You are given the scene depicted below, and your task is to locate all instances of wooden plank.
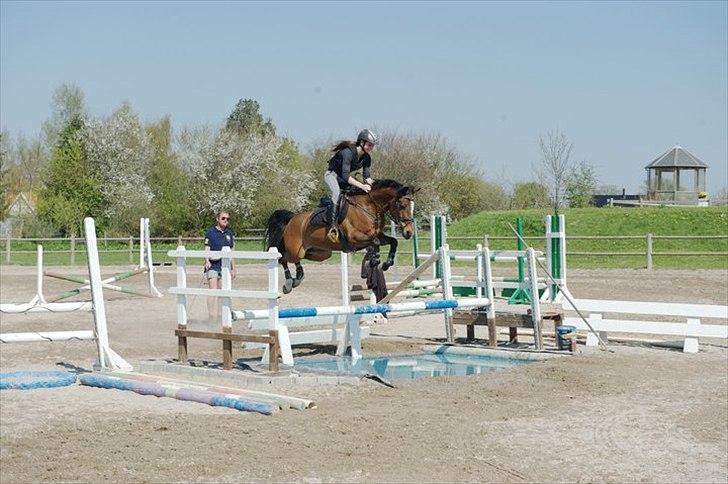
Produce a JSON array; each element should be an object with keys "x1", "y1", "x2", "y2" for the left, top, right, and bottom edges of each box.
[
  {"x1": 378, "y1": 251, "x2": 440, "y2": 305},
  {"x1": 222, "y1": 327, "x2": 233, "y2": 370},
  {"x1": 453, "y1": 312, "x2": 535, "y2": 328},
  {"x1": 268, "y1": 330, "x2": 279, "y2": 372},
  {"x1": 488, "y1": 317, "x2": 498, "y2": 347},
  {"x1": 174, "y1": 329, "x2": 275, "y2": 344},
  {"x1": 177, "y1": 324, "x2": 188, "y2": 364}
]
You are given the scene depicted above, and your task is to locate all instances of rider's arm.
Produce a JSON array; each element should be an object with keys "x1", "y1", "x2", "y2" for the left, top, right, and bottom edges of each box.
[
  {"x1": 342, "y1": 149, "x2": 369, "y2": 190},
  {"x1": 347, "y1": 176, "x2": 369, "y2": 190},
  {"x1": 362, "y1": 157, "x2": 371, "y2": 182}
]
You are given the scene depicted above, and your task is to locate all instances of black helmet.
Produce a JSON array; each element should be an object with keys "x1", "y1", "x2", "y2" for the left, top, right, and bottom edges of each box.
[{"x1": 357, "y1": 129, "x2": 378, "y2": 146}]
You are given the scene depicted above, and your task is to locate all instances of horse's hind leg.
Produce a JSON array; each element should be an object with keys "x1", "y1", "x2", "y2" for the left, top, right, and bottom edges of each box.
[
  {"x1": 281, "y1": 260, "x2": 295, "y2": 294},
  {"x1": 292, "y1": 262, "x2": 304, "y2": 288}
]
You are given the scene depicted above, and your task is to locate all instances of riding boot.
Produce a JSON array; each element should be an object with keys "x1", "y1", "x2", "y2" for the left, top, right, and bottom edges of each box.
[{"x1": 326, "y1": 202, "x2": 340, "y2": 243}]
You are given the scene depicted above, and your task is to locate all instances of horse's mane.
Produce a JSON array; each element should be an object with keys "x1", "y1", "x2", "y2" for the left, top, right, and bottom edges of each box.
[{"x1": 348, "y1": 179, "x2": 405, "y2": 196}]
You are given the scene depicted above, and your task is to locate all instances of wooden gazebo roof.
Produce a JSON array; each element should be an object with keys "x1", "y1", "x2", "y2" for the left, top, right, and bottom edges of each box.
[{"x1": 645, "y1": 145, "x2": 708, "y2": 169}]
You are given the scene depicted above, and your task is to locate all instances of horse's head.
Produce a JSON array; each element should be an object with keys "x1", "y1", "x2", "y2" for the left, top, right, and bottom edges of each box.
[{"x1": 369, "y1": 180, "x2": 419, "y2": 239}]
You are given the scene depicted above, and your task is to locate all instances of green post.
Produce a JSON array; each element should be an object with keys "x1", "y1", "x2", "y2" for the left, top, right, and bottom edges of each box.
[
  {"x1": 434, "y1": 215, "x2": 443, "y2": 279},
  {"x1": 550, "y1": 215, "x2": 561, "y2": 301},
  {"x1": 412, "y1": 219, "x2": 419, "y2": 269},
  {"x1": 507, "y1": 217, "x2": 532, "y2": 304}
]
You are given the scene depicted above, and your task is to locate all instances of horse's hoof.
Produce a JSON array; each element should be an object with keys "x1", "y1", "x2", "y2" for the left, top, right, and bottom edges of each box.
[
  {"x1": 381, "y1": 262, "x2": 391, "y2": 271},
  {"x1": 282, "y1": 279, "x2": 294, "y2": 294},
  {"x1": 292, "y1": 277, "x2": 303, "y2": 288}
]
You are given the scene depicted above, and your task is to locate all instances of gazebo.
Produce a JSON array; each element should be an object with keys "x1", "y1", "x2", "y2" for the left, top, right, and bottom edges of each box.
[{"x1": 645, "y1": 145, "x2": 708, "y2": 203}]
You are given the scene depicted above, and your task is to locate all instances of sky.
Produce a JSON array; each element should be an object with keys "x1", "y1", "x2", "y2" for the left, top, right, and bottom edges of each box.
[{"x1": 1, "y1": 1, "x2": 726, "y2": 194}]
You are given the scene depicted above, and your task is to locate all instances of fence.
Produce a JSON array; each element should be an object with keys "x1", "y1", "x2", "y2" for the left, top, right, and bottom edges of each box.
[{"x1": 3, "y1": 231, "x2": 727, "y2": 270}]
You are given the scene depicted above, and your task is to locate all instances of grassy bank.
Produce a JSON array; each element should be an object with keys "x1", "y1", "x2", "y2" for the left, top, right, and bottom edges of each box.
[{"x1": 445, "y1": 207, "x2": 728, "y2": 269}]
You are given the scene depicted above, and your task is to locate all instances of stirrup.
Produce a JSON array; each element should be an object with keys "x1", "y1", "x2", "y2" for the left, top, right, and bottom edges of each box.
[{"x1": 327, "y1": 226, "x2": 340, "y2": 243}]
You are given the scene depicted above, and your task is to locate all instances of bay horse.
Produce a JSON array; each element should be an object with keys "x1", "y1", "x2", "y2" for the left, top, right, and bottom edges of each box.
[{"x1": 264, "y1": 179, "x2": 417, "y2": 293}]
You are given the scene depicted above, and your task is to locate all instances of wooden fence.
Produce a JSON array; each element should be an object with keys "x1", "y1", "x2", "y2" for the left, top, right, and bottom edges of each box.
[{"x1": 3, "y1": 230, "x2": 727, "y2": 270}]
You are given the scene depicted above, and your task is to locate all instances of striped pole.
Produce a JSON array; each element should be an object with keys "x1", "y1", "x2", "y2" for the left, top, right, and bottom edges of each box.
[
  {"x1": 234, "y1": 297, "x2": 491, "y2": 321},
  {"x1": 79, "y1": 374, "x2": 275, "y2": 415}
]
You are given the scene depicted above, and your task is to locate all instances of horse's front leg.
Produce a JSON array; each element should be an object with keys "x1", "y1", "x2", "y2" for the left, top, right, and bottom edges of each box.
[{"x1": 378, "y1": 234, "x2": 398, "y2": 271}]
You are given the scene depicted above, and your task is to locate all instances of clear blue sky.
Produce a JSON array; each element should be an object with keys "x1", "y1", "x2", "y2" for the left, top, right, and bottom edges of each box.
[{"x1": 2, "y1": 1, "x2": 726, "y2": 194}]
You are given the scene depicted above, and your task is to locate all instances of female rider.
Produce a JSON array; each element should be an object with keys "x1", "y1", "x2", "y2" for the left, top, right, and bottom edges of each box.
[{"x1": 324, "y1": 129, "x2": 377, "y2": 242}]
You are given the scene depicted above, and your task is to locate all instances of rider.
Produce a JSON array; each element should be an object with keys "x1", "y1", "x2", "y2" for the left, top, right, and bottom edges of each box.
[{"x1": 324, "y1": 129, "x2": 377, "y2": 242}]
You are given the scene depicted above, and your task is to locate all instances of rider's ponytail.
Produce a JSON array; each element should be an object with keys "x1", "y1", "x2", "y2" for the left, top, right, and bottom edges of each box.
[{"x1": 332, "y1": 140, "x2": 357, "y2": 152}]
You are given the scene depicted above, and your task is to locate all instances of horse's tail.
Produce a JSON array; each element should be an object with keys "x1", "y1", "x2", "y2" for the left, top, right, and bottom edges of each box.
[{"x1": 264, "y1": 209, "x2": 295, "y2": 255}]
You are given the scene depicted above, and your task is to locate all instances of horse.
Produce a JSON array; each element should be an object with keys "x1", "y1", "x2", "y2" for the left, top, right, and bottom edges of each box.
[{"x1": 264, "y1": 179, "x2": 417, "y2": 293}]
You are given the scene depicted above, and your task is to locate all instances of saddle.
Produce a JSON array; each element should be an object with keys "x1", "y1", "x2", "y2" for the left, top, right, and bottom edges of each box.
[{"x1": 309, "y1": 193, "x2": 350, "y2": 227}]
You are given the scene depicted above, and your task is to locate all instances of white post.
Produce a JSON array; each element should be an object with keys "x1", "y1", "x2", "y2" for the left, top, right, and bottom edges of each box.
[
  {"x1": 482, "y1": 247, "x2": 495, "y2": 321},
  {"x1": 221, "y1": 247, "x2": 232, "y2": 330},
  {"x1": 84, "y1": 217, "x2": 132, "y2": 371},
  {"x1": 683, "y1": 318, "x2": 700, "y2": 353},
  {"x1": 175, "y1": 246, "x2": 188, "y2": 329},
  {"x1": 440, "y1": 244, "x2": 455, "y2": 342},
  {"x1": 475, "y1": 243, "x2": 484, "y2": 299},
  {"x1": 144, "y1": 219, "x2": 162, "y2": 297},
  {"x1": 267, "y1": 248, "x2": 290, "y2": 366},
  {"x1": 585, "y1": 313, "x2": 603, "y2": 347},
  {"x1": 340, "y1": 315, "x2": 363, "y2": 360},
  {"x1": 35, "y1": 245, "x2": 47, "y2": 304},
  {"x1": 138, "y1": 218, "x2": 145, "y2": 268},
  {"x1": 558, "y1": 214, "x2": 567, "y2": 297},
  {"x1": 340, "y1": 251, "x2": 350, "y2": 306},
  {"x1": 526, "y1": 248, "x2": 543, "y2": 350},
  {"x1": 430, "y1": 214, "x2": 437, "y2": 280}
]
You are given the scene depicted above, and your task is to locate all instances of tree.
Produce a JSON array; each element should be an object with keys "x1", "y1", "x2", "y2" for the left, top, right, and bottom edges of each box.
[
  {"x1": 146, "y1": 116, "x2": 195, "y2": 234},
  {"x1": 0, "y1": 132, "x2": 10, "y2": 220},
  {"x1": 439, "y1": 174, "x2": 509, "y2": 219},
  {"x1": 178, "y1": 126, "x2": 313, "y2": 226},
  {"x1": 37, "y1": 116, "x2": 104, "y2": 235},
  {"x1": 225, "y1": 99, "x2": 275, "y2": 138},
  {"x1": 565, "y1": 161, "x2": 597, "y2": 208},
  {"x1": 371, "y1": 130, "x2": 477, "y2": 217},
  {"x1": 12, "y1": 134, "x2": 46, "y2": 191},
  {"x1": 537, "y1": 130, "x2": 573, "y2": 211},
  {"x1": 42, "y1": 83, "x2": 87, "y2": 153},
  {"x1": 82, "y1": 103, "x2": 155, "y2": 232},
  {"x1": 511, "y1": 182, "x2": 550, "y2": 209}
]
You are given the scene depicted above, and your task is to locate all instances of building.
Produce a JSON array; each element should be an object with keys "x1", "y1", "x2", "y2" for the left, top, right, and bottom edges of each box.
[{"x1": 645, "y1": 145, "x2": 708, "y2": 204}]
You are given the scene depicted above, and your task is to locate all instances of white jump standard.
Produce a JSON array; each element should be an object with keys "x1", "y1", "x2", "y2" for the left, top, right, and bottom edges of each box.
[{"x1": 0, "y1": 217, "x2": 132, "y2": 371}]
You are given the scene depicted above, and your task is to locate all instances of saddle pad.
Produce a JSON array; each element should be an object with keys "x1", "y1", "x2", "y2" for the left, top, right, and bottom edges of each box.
[
  {"x1": 308, "y1": 200, "x2": 350, "y2": 227},
  {"x1": 309, "y1": 206, "x2": 329, "y2": 226}
]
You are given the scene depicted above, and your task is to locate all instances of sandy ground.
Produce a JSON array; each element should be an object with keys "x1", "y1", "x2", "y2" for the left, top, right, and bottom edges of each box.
[{"x1": 1, "y1": 261, "x2": 727, "y2": 483}]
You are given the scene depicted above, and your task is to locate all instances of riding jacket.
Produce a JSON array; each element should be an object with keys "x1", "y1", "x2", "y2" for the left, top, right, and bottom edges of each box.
[{"x1": 327, "y1": 146, "x2": 371, "y2": 188}]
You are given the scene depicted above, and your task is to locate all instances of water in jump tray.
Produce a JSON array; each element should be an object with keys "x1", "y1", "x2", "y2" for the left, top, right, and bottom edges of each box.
[{"x1": 294, "y1": 351, "x2": 533, "y2": 381}]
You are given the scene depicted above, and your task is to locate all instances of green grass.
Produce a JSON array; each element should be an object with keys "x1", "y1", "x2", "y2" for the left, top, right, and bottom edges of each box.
[
  {"x1": 2, "y1": 207, "x2": 726, "y2": 269},
  {"x1": 445, "y1": 207, "x2": 728, "y2": 269}
]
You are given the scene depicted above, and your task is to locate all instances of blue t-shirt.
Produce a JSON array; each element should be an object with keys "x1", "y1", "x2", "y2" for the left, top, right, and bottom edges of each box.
[{"x1": 204, "y1": 226, "x2": 235, "y2": 270}]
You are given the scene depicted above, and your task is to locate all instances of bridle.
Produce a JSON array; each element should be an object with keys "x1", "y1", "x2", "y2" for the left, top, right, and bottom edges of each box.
[{"x1": 346, "y1": 188, "x2": 414, "y2": 231}]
